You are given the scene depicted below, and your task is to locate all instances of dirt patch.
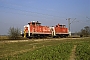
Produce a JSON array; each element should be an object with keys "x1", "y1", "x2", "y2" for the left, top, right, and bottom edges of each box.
[{"x1": 69, "y1": 45, "x2": 77, "y2": 60}]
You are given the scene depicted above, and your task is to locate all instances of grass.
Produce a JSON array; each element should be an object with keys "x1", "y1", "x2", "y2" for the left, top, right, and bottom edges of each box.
[
  {"x1": 3, "y1": 43, "x2": 73, "y2": 60},
  {"x1": 0, "y1": 37, "x2": 90, "y2": 60}
]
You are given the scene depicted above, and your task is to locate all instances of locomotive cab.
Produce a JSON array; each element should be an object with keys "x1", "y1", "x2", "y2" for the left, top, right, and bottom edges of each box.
[
  {"x1": 55, "y1": 24, "x2": 69, "y2": 38},
  {"x1": 23, "y1": 21, "x2": 52, "y2": 38},
  {"x1": 24, "y1": 21, "x2": 42, "y2": 38}
]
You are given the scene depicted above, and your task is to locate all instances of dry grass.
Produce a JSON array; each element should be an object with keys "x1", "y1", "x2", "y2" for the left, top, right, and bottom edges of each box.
[
  {"x1": 0, "y1": 35, "x2": 9, "y2": 40},
  {"x1": 0, "y1": 35, "x2": 29, "y2": 41}
]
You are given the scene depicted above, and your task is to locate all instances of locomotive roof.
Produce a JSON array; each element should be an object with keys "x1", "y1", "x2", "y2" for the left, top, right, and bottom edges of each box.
[{"x1": 28, "y1": 21, "x2": 41, "y2": 24}]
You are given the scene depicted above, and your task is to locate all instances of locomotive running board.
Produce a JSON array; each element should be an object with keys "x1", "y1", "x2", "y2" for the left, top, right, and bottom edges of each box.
[{"x1": 56, "y1": 33, "x2": 69, "y2": 34}]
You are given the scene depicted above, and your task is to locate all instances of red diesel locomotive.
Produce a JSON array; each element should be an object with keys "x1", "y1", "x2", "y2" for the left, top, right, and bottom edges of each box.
[{"x1": 22, "y1": 21, "x2": 69, "y2": 38}]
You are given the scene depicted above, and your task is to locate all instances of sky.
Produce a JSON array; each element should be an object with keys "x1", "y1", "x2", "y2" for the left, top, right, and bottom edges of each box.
[{"x1": 0, "y1": 0, "x2": 90, "y2": 35}]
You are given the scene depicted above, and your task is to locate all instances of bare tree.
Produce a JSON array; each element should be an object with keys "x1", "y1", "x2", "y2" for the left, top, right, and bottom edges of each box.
[
  {"x1": 80, "y1": 26, "x2": 90, "y2": 37},
  {"x1": 8, "y1": 27, "x2": 20, "y2": 40},
  {"x1": 84, "y1": 26, "x2": 90, "y2": 35}
]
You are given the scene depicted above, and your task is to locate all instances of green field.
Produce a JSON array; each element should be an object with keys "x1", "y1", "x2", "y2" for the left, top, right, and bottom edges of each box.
[
  {"x1": 0, "y1": 37, "x2": 90, "y2": 60},
  {"x1": 75, "y1": 41, "x2": 90, "y2": 60}
]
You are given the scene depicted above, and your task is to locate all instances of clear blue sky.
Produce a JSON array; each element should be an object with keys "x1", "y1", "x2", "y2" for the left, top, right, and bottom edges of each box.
[{"x1": 0, "y1": 0, "x2": 90, "y2": 35}]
